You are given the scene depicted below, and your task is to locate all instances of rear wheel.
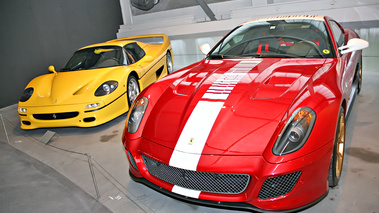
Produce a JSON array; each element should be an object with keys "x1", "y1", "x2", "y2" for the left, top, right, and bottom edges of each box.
[
  {"x1": 127, "y1": 75, "x2": 140, "y2": 107},
  {"x1": 166, "y1": 52, "x2": 173, "y2": 74},
  {"x1": 328, "y1": 107, "x2": 346, "y2": 187},
  {"x1": 356, "y1": 57, "x2": 363, "y2": 94}
]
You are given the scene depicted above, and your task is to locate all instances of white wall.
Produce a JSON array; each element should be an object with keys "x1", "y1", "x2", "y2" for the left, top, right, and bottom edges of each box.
[
  {"x1": 118, "y1": 0, "x2": 379, "y2": 71},
  {"x1": 356, "y1": 28, "x2": 379, "y2": 72}
]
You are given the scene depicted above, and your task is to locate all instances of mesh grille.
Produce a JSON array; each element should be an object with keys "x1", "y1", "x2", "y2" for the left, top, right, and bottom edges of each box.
[
  {"x1": 258, "y1": 171, "x2": 301, "y2": 199},
  {"x1": 33, "y1": 112, "x2": 79, "y2": 120},
  {"x1": 142, "y1": 155, "x2": 250, "y2": 194}
]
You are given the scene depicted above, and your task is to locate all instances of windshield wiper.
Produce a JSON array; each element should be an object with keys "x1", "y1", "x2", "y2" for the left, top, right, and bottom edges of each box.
[
  {"x1": 207, "y1": 54, "x2": 224, "y2": 59},
  {"x1": 241, "y1": 53, "x2": 298, "y2": 58}
]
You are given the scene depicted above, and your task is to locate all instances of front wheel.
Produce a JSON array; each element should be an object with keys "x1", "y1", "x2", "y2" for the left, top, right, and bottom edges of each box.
[
  {"x1": 127, "y1": 75, "x2": 140, "y2": 107},
  {"x1": 166, "y1": 52, "x2": 173, "y2": 74},
  {"x1": 328, "y1": 107, "x2": 346, "y2": 187}
]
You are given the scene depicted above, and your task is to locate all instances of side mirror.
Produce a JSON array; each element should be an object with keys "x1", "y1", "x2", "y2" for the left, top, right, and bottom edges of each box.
[
  {"x1": 200, "y1": 43, "x2": 211, "y2": 55},
  {"x1": 48, "y1": 65, "x2": 57, "y2": 73},
  {"x1": 338, "y1": 38, "x2": 369, "y2": 55}
]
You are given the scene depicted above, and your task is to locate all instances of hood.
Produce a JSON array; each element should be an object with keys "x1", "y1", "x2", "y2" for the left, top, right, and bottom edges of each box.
[
  {"x1": 142, "y1": 58, "x2": 326, "y2": 155},
  {"x1": 27, "y1": 67, "x2": 123, "y2": 106}
]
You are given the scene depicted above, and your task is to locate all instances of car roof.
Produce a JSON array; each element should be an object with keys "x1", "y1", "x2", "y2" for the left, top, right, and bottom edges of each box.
[{"x1": 241, "y1": 15, "x2": 325, "y2": 25}]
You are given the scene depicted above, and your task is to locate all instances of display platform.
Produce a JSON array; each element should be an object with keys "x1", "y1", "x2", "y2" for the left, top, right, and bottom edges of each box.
[{"x1": 1, "y1": 72, "x2": 379, "y2": 213}]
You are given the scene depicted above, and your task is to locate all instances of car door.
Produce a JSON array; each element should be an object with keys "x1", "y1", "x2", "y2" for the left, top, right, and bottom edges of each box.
[
  {"x1": 328, "y1": 20, "x2": 355, "y2": 101},
  {"x1": 124, "y1": 42, "x2": 162, "y2": 89}
]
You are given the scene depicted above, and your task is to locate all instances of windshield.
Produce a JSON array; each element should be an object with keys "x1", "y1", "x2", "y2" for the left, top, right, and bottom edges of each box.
[
  {"x1": 209, "y1": 19, "x2": 334, "y2": 59},
  {"x1": 61, "y1": 46, "x2": 127, "y2": 71}
]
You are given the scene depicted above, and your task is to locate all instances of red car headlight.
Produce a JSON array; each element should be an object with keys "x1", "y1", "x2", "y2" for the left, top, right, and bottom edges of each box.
[
  {"x1": 273, "y1": 107, "x2": 316, "y2": 156},
  {"x1": 127, "y1": 96, "x2": 149, "y2": 134}
]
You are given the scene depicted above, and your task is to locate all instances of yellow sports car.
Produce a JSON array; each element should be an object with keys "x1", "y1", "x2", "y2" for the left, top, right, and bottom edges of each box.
[{"x1": 18, "y1": 34, "x2": 173, "y2": 129}]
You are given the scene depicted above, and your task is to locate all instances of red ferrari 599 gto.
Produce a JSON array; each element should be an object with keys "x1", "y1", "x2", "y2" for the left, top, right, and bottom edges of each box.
[{"x1": 122, "y1": 15, "x2": 368, "y2": 212}]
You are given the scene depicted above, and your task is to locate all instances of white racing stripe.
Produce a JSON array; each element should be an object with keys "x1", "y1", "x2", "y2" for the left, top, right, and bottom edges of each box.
[
  {"x1": 169, "y1": 60, "x2": 261, "y2": 195},
  {"x1": 202, "y1": 60, "x2": 262, "y2": 101},
  {"x1": 172, "y1": 185, "x2": 201, "y2": 198},
  {"x1": 169, "y1": 101, "x2": 224, "y2": 171}
]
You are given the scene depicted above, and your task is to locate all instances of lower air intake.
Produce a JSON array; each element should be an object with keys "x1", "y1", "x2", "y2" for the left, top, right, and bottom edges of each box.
[
  {"x1": 33, "y1": 112, "x2": 79, "y2": 120},
  {"x1": 142, "y1": 155, "x2": 250, "y2": 194},
  {"x1": 258, "y1": 171, "x2": 301, "y2": 199}
]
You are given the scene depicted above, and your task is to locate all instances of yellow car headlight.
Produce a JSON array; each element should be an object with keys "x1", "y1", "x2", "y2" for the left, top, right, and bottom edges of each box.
[
  {"x1": 19, "y1": 87, "x2": 34, "y2": 102},
  {"x1": 95, "y1": 81, "x2": 118, "y2": 96}
]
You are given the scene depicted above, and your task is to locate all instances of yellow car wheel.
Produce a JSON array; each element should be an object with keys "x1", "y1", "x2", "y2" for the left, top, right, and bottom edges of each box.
[
  {"x1": 166, "y1": 52, "x2": 173, "y2": 74},
  {"x1": 127, "y1": 75, "x2": 140, "y2": 107}
]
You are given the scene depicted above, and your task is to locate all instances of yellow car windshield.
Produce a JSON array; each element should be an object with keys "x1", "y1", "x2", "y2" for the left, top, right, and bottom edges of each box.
[{"x1": 61, "y1": 46, "x2": 126, "y2": 71}]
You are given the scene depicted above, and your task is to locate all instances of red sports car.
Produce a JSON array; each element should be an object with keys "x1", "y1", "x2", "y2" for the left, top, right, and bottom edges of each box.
[{"x1": 122, "y1": 15, "x2": 368, "y2": 212}]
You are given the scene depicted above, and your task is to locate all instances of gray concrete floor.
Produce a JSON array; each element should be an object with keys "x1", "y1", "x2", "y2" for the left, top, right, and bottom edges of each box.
[
  {"x1": 0, "y1": 71, "x2": 378, "y2": 213},
  {"x1": 0, "y1": 141, "x2": 111, "y2": 213}
]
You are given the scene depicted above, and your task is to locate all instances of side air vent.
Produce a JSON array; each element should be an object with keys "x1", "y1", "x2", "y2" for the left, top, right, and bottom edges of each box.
[{"x1": 258, "y1": 171, "x2": 301, "y2": 199}]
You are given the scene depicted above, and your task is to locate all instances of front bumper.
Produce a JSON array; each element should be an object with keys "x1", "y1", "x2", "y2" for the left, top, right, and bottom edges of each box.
[
  {"x1": 124, "y1": 137, "x2": 333, "y2": 212},
  {"x1": 129, "y1": 171, "x2": 327, "y2": 213},
  {"x1": 18, "y1": 94, "x2": 127, "y2": 129}
]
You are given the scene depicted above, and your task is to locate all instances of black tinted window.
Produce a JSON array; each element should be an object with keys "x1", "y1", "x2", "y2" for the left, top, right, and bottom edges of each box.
[
  {"x1": 329, "y1": 21, "x2": 345, "y2": 47},
  {"x1": 124, "y1": 42, "x2": 145, "y2": 64}
]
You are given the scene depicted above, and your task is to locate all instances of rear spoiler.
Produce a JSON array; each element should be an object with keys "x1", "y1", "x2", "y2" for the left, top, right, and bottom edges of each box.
[{"x1": 110, "y1": 34, "x2": 168, "y2": 45}]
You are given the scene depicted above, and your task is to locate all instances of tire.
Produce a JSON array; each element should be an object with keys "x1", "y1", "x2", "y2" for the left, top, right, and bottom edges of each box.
[
  {"x1": 166, "y1": 52, "x2": 173, "y2": 74},
  {"x1": 356, "y1": 56, "x2": 363, "y2": 94},
  {"x1": 328, "y1": 107, "x2": 346, "y2": 187},
  {"x1": 127, "y1": 75, "x2": 140, "y2": 107}
]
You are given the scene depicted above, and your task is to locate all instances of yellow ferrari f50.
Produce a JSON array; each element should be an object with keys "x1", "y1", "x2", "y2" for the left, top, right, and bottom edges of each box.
[{"x1": 18, "y1": 34, "x2": 173, "y2": 129}]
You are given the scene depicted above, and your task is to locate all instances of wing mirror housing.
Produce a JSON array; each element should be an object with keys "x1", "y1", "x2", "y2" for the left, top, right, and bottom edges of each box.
[
  {"x1": 338, "y1": 38, "x2": 369, "y2": 55},
  {"x1": 48, "y1": 65, "x2": 57, "y2": 73},
  {"x1": 200, "y1": 43, "x2": 211, "y2": 55}
]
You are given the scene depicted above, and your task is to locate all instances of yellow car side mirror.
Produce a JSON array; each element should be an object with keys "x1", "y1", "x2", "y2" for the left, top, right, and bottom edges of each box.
[{"x1": 48, "y1": 65, "x2": 57, "y2": 73}]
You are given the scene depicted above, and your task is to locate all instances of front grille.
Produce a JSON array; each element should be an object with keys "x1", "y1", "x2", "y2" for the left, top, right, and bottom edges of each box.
[
  {"x1": 258, "y1": 171, "x2": 301, "y2": 199},
  {"x1": 33, "y1": 112, "x2": 79, "y2": 120},
  {"x1": 142, "y1": 155, "x2": 250, "y2": 194}
]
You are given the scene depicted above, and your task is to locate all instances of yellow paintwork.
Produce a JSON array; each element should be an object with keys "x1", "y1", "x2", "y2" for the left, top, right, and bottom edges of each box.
[{"x1": 18, "y1": 34, "x2": 172, "y2": 129}]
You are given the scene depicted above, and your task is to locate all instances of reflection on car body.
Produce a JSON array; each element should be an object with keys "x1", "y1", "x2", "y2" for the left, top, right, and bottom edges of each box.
[{"x1": 122, "y1": 15, "x2": 368, "y2": 212}]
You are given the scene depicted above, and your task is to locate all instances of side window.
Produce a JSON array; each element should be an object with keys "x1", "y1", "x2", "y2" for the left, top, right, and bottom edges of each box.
[
  {"x1": 124, "y1": 42, "x2": 146, "y2": 64},
  {"x1": 329, "y1": 21, "x2": 345, "y2": 47}
]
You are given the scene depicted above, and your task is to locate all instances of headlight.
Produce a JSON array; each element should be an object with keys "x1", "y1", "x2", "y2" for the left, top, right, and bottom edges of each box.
[
  {"x1": 85, "y1": 103, "x2": 101, "y2": 109},
  {"x1": 19, "y1": 108, "x2": 27, "y2": 113},
  {"x1": 95, "y1": 81, "x2": 118, "y2": 96},
  {"x1": 273, "y1": 107, "x2": 316, "y2": 156},
  {"x1": 127, "y1": 97, "x2": 148, "y2": 134},
  {"x1": 19, "y1": 87, "x2": 34, "y2": 102}
]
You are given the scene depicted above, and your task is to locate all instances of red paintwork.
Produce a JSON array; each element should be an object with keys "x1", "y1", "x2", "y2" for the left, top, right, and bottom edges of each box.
[
  {"x1": 127, "y1": 136, "x2": 331, "y2": 210},
  {"x1": 122, "y1": 16, "x2": 363, "y2": 211}
]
